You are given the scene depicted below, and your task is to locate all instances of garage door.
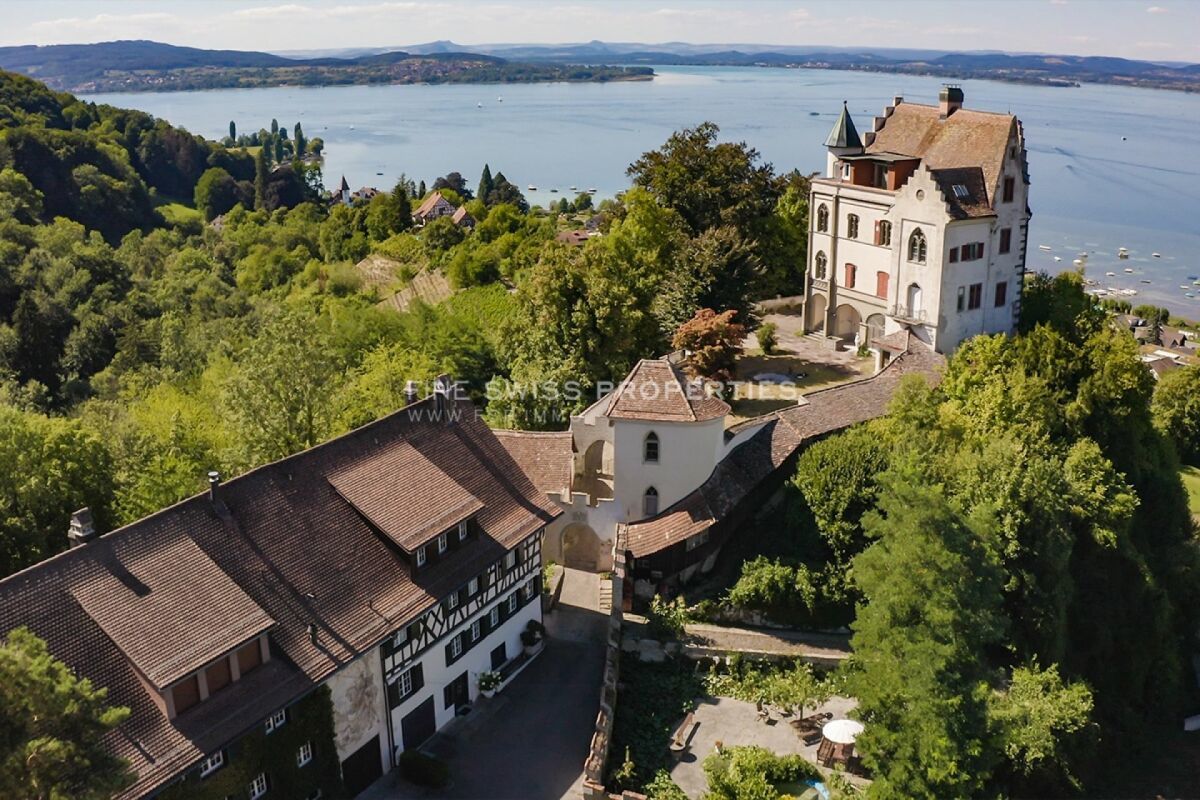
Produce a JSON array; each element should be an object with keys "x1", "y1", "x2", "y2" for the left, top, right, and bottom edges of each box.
[
  {"x1": 401, "y1": 696, "x2": 437, "y2": 751},
  {"x1": 341, "y1": 735, "x2": 382, "y2": 797}
]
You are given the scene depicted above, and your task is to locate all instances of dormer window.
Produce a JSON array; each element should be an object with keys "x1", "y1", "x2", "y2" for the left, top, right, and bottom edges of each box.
[
  {"x1": 416, "y1": 546, "x2": 427, "y2": 567},
  {"x1": 265, "y1": 709, "x2": 287, "y2": 734},
  {"x1": 468, "y1": 577, "x2": 479, "y2": 596},
  {"x1": 644, "y1": 432, "x2": 659, "y2": 463},
  {"x1": 437, "y1": 533, "x2": 448, "y2": 554},
  {"x1": 393, "y1": 627, "x2": 408, "y2": 648},
  {"x1": 458, "y1": 520, "x2": 469, "y2": 542},
  {"x1": 952, "y1": 184, "x2": 969, "y2": 198}
]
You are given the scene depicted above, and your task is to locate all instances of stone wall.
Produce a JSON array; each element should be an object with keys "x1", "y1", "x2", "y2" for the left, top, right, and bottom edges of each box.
[{"x1": 581, "y1": 528, "x2": 629, "y2": 800}]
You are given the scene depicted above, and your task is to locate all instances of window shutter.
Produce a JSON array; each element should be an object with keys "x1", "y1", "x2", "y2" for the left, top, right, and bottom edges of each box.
[{"x1": 411, "y1": 663, "x2": 425, "y2": 693}]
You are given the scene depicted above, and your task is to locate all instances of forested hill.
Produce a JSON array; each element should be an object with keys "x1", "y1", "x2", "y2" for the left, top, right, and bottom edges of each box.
[
  {"x1": 0, "y1": 69, "x2": 311, "y2": 240},
  {"x1": 0, "y1": 40, "x2": 653, "y2": 93}
]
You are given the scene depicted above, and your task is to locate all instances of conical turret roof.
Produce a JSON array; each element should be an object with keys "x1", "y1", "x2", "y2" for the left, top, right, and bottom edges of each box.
[{"x1": 824, "y1": 101, "x2": 862, "y2": 149}]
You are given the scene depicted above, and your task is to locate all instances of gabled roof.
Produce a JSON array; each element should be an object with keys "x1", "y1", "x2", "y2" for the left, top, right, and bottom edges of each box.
[
  {"x1": 824, "y1": 101, "x2": 863, "y2": 149},
  {"x1": 72, "y1": 536, "x2": 274, "y2": 690},
  {"x1": 339, "y1": 175, "x2": 350, "y2": 191},
  {"x1": 451, "y1": 205, "x2": 474, "y2": 225},
  {"x1": 414, "y1": 190, "x2": 452, "y2": 218},
  {"x1": 605, "y1": 358, "x2": 730, "y2": 423},
  {"x1": 0, "y1": 396, "x2": 560, "y2": 799},
  {"x1": 328, "y1": 441, "x2": 485, "y2": 551},
  {"x1": 625, "y1": 334, "x2": 944, "y2": 558},
  {"x1": 492, "y1": 430, "x2": 573, "y2": 498},
  {"x1": 867, "y1": 101, "x2": 1016, "y2": 205}
]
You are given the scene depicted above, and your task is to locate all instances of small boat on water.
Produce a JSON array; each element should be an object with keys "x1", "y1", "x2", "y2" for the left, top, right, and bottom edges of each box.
[
  {"x1": 1072, "y1": 258, "x2": 1083, "y2": 265},
  {"x1": 1054, "y1": 256, "x2": 1063, "y2": 262},
  {"x1": 1118, "y1": 247, "x2": 1130, "y2": 259},
  {"x1": 497, "y1": 96, "x2": 503, "y2": 102},
  {"x1": 477, "y1": 102, "x2": 482, "y2": 108},
  {"x1": 1153, "y1": 252, "x2": 1162, "y2": 258},
  {"x1": 1124, "y1": 268, "x2": 1135, "y2": 273},
  {"x1": 1039, "y1": 245, "x2": 1053, "y2": 251},
  {"x1": 376, "y1": 172, "x2": 383, "y2": 176},
  {"x1": 1106, "y1": 271, "x2": 1116, "y2": 277},
  {"x1": 587, "y1": 187, "x2": 598, "y2": 193},
  {"x1": 1182, "y1": 285, "x2": 1192, "y2": 290},
  {"x1": 809, "y1": 111, "x2": 820, "y2": 116},
  {"x1": 527, "y1": 184, "x2": 537, "y2": 191},
  {"x1": 1188, "y1": 293, "x2": 1196, "y2": 299},
  {"x1": 550, "y1": 188, "x2": 558, "y2": 193},
  {"x1": 1140, "y1": 279, "x2": 1152, "y2": 284},
  {"x1": 1189, "y1": 275, "x2": 1199, "y2": 280}
]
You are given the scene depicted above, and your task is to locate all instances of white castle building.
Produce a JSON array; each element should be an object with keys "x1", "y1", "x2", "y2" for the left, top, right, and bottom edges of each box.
[{"x1": 803, "y1": 86, "x2": 1030, "y2": 353}]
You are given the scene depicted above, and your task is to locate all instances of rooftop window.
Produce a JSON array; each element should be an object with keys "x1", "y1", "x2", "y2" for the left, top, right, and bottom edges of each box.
[{"x1": 952, "y1": 184, "x2": 969, "y2": 198}]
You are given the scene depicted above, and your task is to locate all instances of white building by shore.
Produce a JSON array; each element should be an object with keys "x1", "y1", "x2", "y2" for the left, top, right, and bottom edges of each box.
[{"x1": 803, "y1": 86, "x2": 1030, "y2": 353}]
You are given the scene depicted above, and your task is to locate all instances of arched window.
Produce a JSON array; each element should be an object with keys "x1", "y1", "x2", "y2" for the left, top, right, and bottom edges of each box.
[
  {"x1": 643, "y1": 432, "x2": 659, "y2": 463},
  {"x1": 847, "y1": 214, "x2": 860, "y2": 239},
  {"x1": 878, "y1": 220, "x2": 892, "y2": 247},
  {"x1": 815, "y1": 251, "x2": 827, "y2": 280},
  {"x1": 816, "y1": 204, "x2": 829, "y2": 232},
  {"x1": 844, "y1": 263, "x2": 857, "y2": 289},
  {"x1": 643, "y1": 487, "x2": 659, "y2": 517},
  {"x1": 908, "y1": 228, "x2": 927, "y2": 264}
]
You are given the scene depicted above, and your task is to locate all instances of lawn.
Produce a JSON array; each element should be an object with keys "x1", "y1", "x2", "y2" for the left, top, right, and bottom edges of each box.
[
  {"x1": 727, "y1": 352, "x2": 870, "y2": 425},
  {"x1": 1180, "y1": 465, "x2": 1200, "y2": 515}
]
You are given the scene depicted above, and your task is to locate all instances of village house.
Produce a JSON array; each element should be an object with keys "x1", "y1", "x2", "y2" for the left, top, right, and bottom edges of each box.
[
  {"x1": 411, "y1": 191, "x2": 457, "y2": 226},
  {"x1": 0, "y1": 378, "x2": 557, "y2": 799},
  {"x1": 451, "y1": 205, "x2": 475, "y2": 229},
  {"x1": 803, "y1": 87, "x2": 1030, "y2": 353}
]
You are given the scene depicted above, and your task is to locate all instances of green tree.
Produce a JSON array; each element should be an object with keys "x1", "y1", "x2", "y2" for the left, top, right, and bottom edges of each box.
[
  {"x1": 193, "y1": 166, "x2": 239, "y2": 221},
  {"x1": 671, "y1": 308, "x2": 745, "y2": 381},
  {"x1": 422, "y1": 216, "x2": 465, "y2": 251},
  {"x1": 0, "y1": 627, "x2": 133, "y2": 799},
  {"x1": 223, "y1": 310, "x2": 343, "y2": 463},
  {"x1": 989, "y1": 663, "x2": 1096, "y2": 795},
  {"x1": 477, "y1": 163, "x2": 495, "y2": 205},
  {"x1": 229, "y1": 119, "x2": 236, "y2": 140},
  {"x1": 850, "y1": 470, "x2": 1006, "y2": 799},
  {"x1": 1152, "y1": 364, "x2": 1200, "y2": 463},
  {"x1": 253, "y1": 147, "x2": 267, "y2": 210},
  {"x1": 293, "y1": 122, "x2": 306, "y2": 160},
  {"x1": 1018, "y1": 270, "x2": 1104, "y2": 343},
  {"x1": 0, "y1": 404, "x2": 114, "y2": 576}
]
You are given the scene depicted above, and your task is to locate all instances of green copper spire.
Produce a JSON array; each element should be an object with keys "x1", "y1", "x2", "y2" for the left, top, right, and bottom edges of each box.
[{"x1": 824, "y1": 101, "x2": 862, "y2": 149}]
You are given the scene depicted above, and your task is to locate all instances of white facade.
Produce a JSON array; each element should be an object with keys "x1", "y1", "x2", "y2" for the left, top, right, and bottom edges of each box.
[
  {"x1": 804, "y1": 90, "x2": 1030, "y2": 354},
  {"x1": 323, "y1": 531, "x2": 545, "y2": 775}
]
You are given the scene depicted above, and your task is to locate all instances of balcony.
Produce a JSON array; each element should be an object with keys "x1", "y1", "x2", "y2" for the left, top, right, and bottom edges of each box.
[{"x1": 888, "y1": 305, "x2": 927, "y2": 324}]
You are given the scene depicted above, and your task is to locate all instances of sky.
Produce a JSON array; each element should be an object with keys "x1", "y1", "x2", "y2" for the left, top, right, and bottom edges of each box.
[{"x1": 2, "y1": 0, "x2": 1196, "y2": 63}]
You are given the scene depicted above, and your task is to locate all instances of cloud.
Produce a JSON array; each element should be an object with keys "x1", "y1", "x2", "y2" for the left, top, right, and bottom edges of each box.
[
  {"x1": 233, "y1": 2, "x2": 444, "y2": 20},
  {"x1": 1134, "y1": 40, "x2": 1173, "y2": 49},
  {"x1": 1049, "y1": 0, "x2": 1068, "y2": 5},
  {"x1": 29, "y1": 12, "x2": 179, "y2": 33},
  {"x1": 1146, "y1": 5, "x2": 1167, "y2": 12}
]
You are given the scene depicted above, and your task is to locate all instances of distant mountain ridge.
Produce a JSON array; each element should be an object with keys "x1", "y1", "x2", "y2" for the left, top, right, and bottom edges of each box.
[
  {"x1": 2, "y1": 39, "x2": 1196, "y2": 94},
  {"x1": 0, "y1": 39, "x2": 645, "y2": 93}
]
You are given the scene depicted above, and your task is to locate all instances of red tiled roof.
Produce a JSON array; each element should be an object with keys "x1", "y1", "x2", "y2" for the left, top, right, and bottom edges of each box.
[
  {"x1": 328, "y1": 441, "x2": 484, "y2": 551},
  {"x1": 72, "y1": 536, "x2": 275, "y2": 690},
  {"x1": 605, "y1": 359, "x2": 730, "y2": 423},
  {"x1": 492, "y1": 430, "x2": 574, "y2": 498},
  {"x1": 625, "y1": 334, "x2": 943, "y2": 557},
  {"x1": 451, "y1": 206, "x2": 474, "y2": 225},
  {"x1": 0, "y1": 397, "x2": 559, "y2": 799},
  {"x1": 414, "y1": 191, "x2": 452, "y2": 218},
  {"x1": 867, "y1": 102, "x2": 1016, "y2": 206}
]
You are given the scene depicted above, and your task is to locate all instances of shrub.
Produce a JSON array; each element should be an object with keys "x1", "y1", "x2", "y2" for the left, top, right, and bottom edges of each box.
[
  {"x1": 644, "y1": 769, "x2": 689, "y2": 800},
  {"x1": 647, "y1": 594, "x2": 689, "y2": 639},
  {"x1": 703, "y1": 745, "x2": 821, "y2": 799},
  {"x1": 758, "y1": 321, "x2": 778, "y2": 354},
  {"x1": 398, "y1": 750, "x2": 449, "y2": 788},
  {"x1": 477, "y1": 670, "x2": 502, "y2": 691}
]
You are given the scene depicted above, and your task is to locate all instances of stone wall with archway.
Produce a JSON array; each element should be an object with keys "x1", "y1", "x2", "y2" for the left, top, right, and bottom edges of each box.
[{"x1": 561, "y1": 523, "x2": 602, "y2": 571}]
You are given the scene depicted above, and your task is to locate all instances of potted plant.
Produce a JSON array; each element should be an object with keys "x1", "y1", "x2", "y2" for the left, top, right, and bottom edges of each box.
[
  {"x1": 477, "y1": 670, "x2": 501, "y2": 698},
  {"x1": 521, "y1": 619, "x2": 546, "y2": 654}
]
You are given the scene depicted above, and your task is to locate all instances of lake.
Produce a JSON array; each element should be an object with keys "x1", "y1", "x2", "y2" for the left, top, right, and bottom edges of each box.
[{"x1": 90, "y1": 66, "x2": 1200, "y2": 315}]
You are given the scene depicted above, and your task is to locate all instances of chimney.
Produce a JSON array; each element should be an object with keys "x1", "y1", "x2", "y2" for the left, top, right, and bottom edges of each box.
[
  {"x1": 67, "y1": 507, "x2": 96, "y2": 548},
  {"x1": 433, "y1": 374, "x2": 452, "y2": 417},
  {"x1": 208, "y1": 471, "x2": 221, "y2": 503},
  {"x1": 404, "y1": 380, "x2": 419, "y2": 406},
  {"x1": 939, "y1": 85, "x2": 963, "y2": 119}
]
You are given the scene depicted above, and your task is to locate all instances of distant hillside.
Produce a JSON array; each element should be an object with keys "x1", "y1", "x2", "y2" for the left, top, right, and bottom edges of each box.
[
  {"x1": 0, "y1": 40, "x2": 653, "y2": 93},
  {"x1": 398, "y1": 40, "x2": 1200, "y2": 92}
]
